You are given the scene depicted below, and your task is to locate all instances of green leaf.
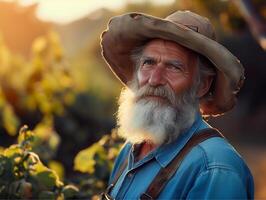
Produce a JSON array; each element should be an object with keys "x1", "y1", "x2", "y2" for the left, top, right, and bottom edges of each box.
[
  {"x1": 62, "y1": 185, "x2": 79, "y2": 199},
  {"x1": 0, "y1": 155, "x2": 14, "y2": 179},
  {"x1": 8, "y1": 180, "x2": 21, "y2": 197},
  {"x1": 48, "y1": 160, "x2": 64, "y2": 181},
  {"x1": 3, "y1": 145, "x2": 23, "y2": 158},
  {"x1": 18, "y1": 125, "x2": 35, "y2": 149},
  {"x1": 35, "y1": 171, "x2": 57, "y2": 190},
  {"x1": 11, "y1": 179, "x2": 33, "y2": 199},
  {"x1": 31, "y1": 161, "x2": 63, "y2": 190},
  {"x1": 0, "y1": 146, "x2": 4, "y2": 155},
  {"x1": 74, "y1": 143, "x2": 106, "y2": 174},
  {"x1": 2, "y1": 105, "x2": 20, "y2": 136}
]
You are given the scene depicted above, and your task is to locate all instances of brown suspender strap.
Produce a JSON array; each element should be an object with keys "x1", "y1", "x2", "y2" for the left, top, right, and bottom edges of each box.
[{"x1": 140, "y1": 128, "x2": 224, "y2": 200}]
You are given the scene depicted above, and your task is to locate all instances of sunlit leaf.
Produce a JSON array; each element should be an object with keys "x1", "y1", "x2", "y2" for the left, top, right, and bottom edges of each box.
[
  {"x1": 3, "y1": 105, "x2": 20, "y2": 136},
  {"x1": 32, "y1": 37, "x2": 47, "y2": 55},
  {"x1": 74, "y1": 143, "x2": 106, "y2": 174},
  {"x1": 48, "y1": 160, "x2": 64, "y2": 181},
  {"x1": 18, "y1": 125, "x2": 35, "y2": 148},
  {"x1": 0, "y1": 146, "x2": 4, "y2": 155},
  {"x1": 48, "y1": 31, "x2": 64, "y2": 62},
  {"x1": 62, "y1": 185, "x2": 79, "y2": 199},
  {"x1": 31, "y1": 161, "x2": 63, "y2": 190},
  {"x1": 26, "y1": 152, "x2": 40, "y2": 166},
  {"x1": 3, "y1": 145, "x2": 23, "y2": 158}
]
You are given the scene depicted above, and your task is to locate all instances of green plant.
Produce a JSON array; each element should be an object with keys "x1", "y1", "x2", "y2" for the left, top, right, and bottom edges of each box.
[
  {"x1": 74, "y1": 129, "x2": 124, "y2": 198},
  {"x1": 0, "y1": 125, "x2": 79, "y2": 199}
]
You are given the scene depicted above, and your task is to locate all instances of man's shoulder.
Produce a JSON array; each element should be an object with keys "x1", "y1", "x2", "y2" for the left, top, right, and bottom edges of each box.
[
  {"x1": 179, "y1": 132, "x2": 254, "y2": 199},
  {"x1": 185, "y1": 135, "x2": 251, "y2": 177}
]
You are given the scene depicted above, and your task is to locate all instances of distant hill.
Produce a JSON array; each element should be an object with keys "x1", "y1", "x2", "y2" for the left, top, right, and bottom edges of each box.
[
  {"x1": 53, "y1": 8, "x2": 114, "y2": 57},
  {"x1": 0, "y1": 2, "x2": 114, "y2": 58},
  {"x1": 0, "y1": 2, "x2": 51, "y2": 57}
]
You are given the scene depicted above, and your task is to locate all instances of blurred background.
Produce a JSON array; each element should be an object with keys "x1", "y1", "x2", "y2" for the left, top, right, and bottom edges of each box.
[{"x1": 0, "y1": 0, "x2": 265, "y2": 198}]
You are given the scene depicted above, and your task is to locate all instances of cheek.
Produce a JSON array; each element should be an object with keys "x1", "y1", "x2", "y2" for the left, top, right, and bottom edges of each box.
[
  {"x1": 167, "y1": 75, "x2": 192, "y2": 94},
  {"x1": 137, "y1": 69, "x2": 150, "y2": 86},
  {"x1": 167, "y1": 65, "x2": 198, "y2": 94}
]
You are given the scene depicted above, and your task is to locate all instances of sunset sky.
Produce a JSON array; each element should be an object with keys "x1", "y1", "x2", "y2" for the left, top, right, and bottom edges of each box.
[{"x1": 2, "y1": 0, "x2": 175, "y2": 24}]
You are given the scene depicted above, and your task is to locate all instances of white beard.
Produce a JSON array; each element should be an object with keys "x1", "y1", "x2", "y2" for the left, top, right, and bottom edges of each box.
[{"x1": 117, "y1": 79, "x2": 199, "y2": 146}]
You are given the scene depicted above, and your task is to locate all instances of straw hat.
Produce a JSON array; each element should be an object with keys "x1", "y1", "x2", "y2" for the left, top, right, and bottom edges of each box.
[{"x1": 101, "y1": 11, "x2": 245, "y2": 116}]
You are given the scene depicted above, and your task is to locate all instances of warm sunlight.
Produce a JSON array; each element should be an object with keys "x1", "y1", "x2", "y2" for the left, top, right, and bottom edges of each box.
[
  {"x1": 2, "y1": 0, "x2": 175, "y2": 24},
  {"x1": 0, "y1": 0, "x2": 265, "y2": 199}
]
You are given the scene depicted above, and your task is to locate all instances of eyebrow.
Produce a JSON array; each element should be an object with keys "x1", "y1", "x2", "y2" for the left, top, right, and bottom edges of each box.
[
  {"x1": 140, "y1": 56, "x2": 156, "y2": 61},
  {"x1": 165, "y1": 60, "x2": 184, "y2": 67},
  {"x1": 140, "y1": 56, "x2": 186, "y2": 69}
]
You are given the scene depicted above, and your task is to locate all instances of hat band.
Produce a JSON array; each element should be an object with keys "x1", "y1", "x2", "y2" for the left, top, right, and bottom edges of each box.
[{"x1": 184, "y1": 25, "x2": 198, "y2": 32}]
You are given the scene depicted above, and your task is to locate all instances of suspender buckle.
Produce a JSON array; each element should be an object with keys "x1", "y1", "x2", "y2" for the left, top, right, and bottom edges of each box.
[
  {"x1": 99, "y1": 184, "x2": 114, "y2": 200},
  {"x1": 106, "y1": 184, "x2": 114, "y2": 193},
  {"x1": 140, "y1": 193, "x2": 154, "y2": 200},
  {"x1": 99, "y1": 192, "x2": 114, "y2": 200}
]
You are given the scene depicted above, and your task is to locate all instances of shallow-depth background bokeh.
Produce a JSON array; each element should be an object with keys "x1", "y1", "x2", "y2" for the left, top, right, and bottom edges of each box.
[{"x1": 0, "y1": 0, "x2": 265, "y2": 198}]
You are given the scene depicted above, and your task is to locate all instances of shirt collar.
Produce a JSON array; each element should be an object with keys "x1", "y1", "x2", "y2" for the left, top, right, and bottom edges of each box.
[{"x1": 154, "y1": 113, "x2": 209, "y2": 168}]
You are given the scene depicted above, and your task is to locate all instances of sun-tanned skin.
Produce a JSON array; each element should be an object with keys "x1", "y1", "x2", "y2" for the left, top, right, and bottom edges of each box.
[
  {"x1": 138, "y1": 39, "x2": 198, "y2": 96},
  {"x1": 136, "y1": 39, "x2": 213, "y2": 160}
]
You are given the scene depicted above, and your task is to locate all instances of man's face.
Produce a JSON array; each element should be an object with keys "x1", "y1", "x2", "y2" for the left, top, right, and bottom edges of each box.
[
  {"x1": 137, "y1": 39, "x2": 199, "y2": 103},
  {"x1": 116, "y1": 39, "x2": 201, "y2": 145}
]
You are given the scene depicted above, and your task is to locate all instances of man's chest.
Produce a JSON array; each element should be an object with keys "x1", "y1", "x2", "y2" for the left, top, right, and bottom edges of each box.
[
  {"x1": 110, "y1": 154, "x2": 201, "y2": 199},
  {"x1": 108, "y1": 128, "x2": 224, "y2": 199}
]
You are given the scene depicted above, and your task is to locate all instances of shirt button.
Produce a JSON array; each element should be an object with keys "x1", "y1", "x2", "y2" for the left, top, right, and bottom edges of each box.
[{"x1": 128, "y1": 172, "x2": 133, "y2": 178}]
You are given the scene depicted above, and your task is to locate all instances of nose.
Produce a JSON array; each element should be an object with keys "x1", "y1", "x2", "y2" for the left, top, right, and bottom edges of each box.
[{"x1": 148, "y1": 66, "x2": 166, "y2": 86}]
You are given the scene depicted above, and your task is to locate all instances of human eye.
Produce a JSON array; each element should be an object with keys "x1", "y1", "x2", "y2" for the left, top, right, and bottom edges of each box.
[
  {"x1": 167, "y1": 61, "x2": 184, "y2": 72},
  {"x1": 141, "y1": 58, "x2": 155, "y2": 67}
]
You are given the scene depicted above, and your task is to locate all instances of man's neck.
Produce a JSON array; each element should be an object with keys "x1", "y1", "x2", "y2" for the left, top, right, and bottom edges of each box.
[{"x1": 137, "y1": 141, "x2": 158, "y2": 161}]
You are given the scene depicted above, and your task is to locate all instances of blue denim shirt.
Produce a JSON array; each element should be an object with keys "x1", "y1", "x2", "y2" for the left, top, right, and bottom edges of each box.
[{"x1": 109, "y1": 114, "x2": 254, "y2": 199}]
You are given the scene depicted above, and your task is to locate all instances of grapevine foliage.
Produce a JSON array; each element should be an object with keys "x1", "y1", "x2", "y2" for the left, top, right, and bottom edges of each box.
[
  {"x1": 0, "y1": 30, "x2": 123, "y2": 199},
  {"x1": 0, "y1": 125, "x2": 79, "y2": 199},
  {"x1": 73, "y1": 129, "x2": 124, "y2": 199}
]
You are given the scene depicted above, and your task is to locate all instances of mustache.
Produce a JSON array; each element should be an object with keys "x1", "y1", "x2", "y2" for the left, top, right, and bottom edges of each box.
[{"x1": 135, "y1": 85, "x2": 176, "y2": 105}]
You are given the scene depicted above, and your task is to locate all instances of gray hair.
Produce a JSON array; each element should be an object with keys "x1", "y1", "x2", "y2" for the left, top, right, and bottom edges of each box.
[
  {"x1": 197, "y1": 55, "x2": 216, "y2": 80},
  {"x1": 130, "y1": 45, "x2": 145, "y2": 71}
]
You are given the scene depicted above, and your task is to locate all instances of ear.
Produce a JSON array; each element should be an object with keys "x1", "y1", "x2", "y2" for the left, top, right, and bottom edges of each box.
[{"x1": 197, "y1": 75, "x2": 213, "y2": 98}]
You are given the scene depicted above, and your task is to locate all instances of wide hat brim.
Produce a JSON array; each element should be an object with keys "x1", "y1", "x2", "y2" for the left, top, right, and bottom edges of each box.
[{"x1": 100, "y1": 12, "x2": 245, "y2": 116}]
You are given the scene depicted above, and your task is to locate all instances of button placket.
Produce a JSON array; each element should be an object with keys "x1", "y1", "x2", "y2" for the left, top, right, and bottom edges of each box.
[{"x1": 127, "y1": 171, "x2": 133, "y2": 178}]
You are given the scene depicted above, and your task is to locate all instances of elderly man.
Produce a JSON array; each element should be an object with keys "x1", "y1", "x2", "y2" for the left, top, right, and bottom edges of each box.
[{"x1": 100, "y1": 11, "x2": 254, "y2": 199}]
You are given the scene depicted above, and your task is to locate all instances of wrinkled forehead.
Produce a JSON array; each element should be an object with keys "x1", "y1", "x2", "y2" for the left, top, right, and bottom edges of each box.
[
  {"x1": 140, "y1": 39, "x2": 199, "y2": 72},
  {"x1": 142, "y1": 39, "x2": 198, "y2": 60}
]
